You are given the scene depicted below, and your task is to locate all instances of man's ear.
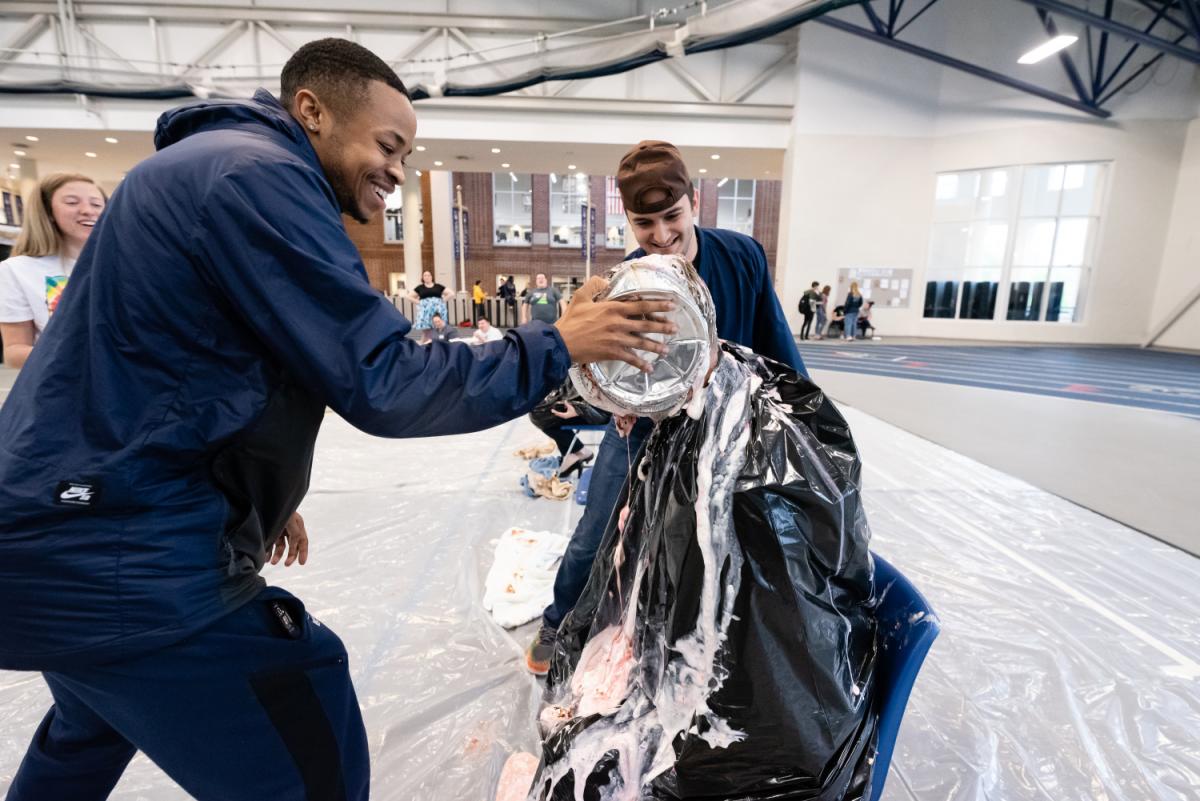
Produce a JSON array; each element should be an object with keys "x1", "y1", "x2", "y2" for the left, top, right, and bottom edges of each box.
[{"x1": 293, "y1": 88, "x2": 327, "y2": 135}]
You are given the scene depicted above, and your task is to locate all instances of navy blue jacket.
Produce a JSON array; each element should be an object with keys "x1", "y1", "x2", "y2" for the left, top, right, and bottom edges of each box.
[
  {"x1": 627, "y1": 227, "x2": 805, "y2": 376},
  {"x1": 0, "y1": 89, "x2": 569, "y2": 670}
]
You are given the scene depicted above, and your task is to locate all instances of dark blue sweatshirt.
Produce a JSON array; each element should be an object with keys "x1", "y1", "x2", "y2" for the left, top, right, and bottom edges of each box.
[{"x1": 0, "y1": 89, "x2": 569, "y2": 670}]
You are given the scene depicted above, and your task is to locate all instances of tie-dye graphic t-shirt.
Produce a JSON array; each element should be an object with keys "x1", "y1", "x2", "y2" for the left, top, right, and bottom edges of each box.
[{"x1": 0, "y1": 254, "x2": 76, "y2": 336}]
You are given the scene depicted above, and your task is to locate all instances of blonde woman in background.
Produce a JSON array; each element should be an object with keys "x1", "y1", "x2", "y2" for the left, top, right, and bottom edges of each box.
[
  {"x1": 843, "y1": 280, "x2": 864, "y2": 341},
  {"x1": 0, "y1": 173, "x2": 106, "y2": 367}
]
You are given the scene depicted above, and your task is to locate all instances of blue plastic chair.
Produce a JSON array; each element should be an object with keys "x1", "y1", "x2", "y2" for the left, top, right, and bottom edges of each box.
[
  {"x1": 869, "y1": 553, "x2": 940, "y2": 801},
  {"x1": 562, "y1": 424, "x2": 607, "y2": 506}
]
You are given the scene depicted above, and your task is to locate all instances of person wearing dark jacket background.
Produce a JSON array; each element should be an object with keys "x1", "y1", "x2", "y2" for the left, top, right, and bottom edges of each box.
[
  {"x1": 525, "y1": 140, "x2": 806, "y2": 674},
  {"x1": 0, "y1": 39, "x2": 676, "y2": 801}
]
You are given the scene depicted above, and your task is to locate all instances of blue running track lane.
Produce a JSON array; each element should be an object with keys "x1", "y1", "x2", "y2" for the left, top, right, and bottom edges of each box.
[{"x1": 796, "y1": 343, "x2": 1200, "y2": 420}]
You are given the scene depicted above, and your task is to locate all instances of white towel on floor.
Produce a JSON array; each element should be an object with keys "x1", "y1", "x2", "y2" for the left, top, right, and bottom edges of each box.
[{"x1": 483, "y1": 527, "x2": 570, "y2": 628}]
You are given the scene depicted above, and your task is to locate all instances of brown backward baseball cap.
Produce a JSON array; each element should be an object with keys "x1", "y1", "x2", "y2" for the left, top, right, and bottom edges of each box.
[{"x1": 617, "y1": 140, "x2": 693, "y2": 214}]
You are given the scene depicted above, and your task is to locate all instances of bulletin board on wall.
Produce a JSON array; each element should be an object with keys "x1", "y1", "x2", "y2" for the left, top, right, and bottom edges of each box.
[{"x1": 835, "y1": 267, "x2": 913, "y2": 308}]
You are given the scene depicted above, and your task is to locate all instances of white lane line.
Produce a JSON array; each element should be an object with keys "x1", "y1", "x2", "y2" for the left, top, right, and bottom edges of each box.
[
  {"x1": 800, "y1": 361, "x2": 1200, "y2": 411},
  {"x1": 799, "y1": 348, "x2": 1200, "y2": 390},
  {"x1": 934, "y1": 502, "x2": 1200, "y2": 680},
  {"x1": 840, "y1": 347, "x2": 1200, "y2": 384}
]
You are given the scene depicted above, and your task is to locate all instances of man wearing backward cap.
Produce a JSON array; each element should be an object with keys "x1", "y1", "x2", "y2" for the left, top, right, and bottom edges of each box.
[{"x1": 526, "y1": 140, "x2": 806, "y2": 674}]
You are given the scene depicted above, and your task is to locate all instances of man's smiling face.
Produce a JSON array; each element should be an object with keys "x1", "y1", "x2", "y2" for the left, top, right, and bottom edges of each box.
[
  {"x1": 626, "y1": 192, "x2": 700, "y2": 262},
  {"x1": 303, "y1": 80, "x2": 417, "y2": 224}
]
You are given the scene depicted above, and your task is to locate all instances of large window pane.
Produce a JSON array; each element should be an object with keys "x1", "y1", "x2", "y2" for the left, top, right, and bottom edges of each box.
[
  {"x1": 1013, "y1": 219, "x2": 1056, "y2": 266},
  {"x1": 494, "y1": 172, "x2": 532, "y2": 246},
  {"x1": 965, "y1": 222, "x2": 1008, "y2": 267},
  {"x1": 717, "y1": 179, "x2": 755, "y2": 236},
  {"x1": 933, "y1": 171, "x2": 980, "y2": 222},
  {"x1": 925, "y1": 162, "x2": 1106, "y2": 324},
  {"x1": 382, "y1": 186, "x2": 422, "y2": 244},
  {"x1": 975, "y1": 168, "x2": 1015, "y2": 220},
  {"x1": 1007, "y1": 266, "x2": 1048, "y2": 321},
  {"x1": 1060, "y1": 163, "x2": 1107, "y2": 216},
  {"x1": 1052, "y1": 217, "x2": 1092, "y2": 267},
  {"x1": 551, "y1": 172, "x2": 589, "y2": 248},
  {"x1": 1021, "y1": 165, "x2": 1064, "y2": 216},
  {"x1": 1047, "y1": 266, "x2": 1085, "y2": 322},
  {"x1": 605, "y1": 176, "x2": 626, "y2": 248}
]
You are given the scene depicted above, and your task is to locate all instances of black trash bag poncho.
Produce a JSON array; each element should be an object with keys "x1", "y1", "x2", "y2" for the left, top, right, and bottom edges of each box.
[{"x1": 532, "y1": 343, "x2": 878, "y2": 801}]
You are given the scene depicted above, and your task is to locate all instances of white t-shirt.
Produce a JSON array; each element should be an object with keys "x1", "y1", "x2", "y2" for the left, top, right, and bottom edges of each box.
[
  {"x1": 0, "y1": 254, "x2": 75, "y2": 335},
  {"x1": 472, "y1": 326, "x2": 504, "y2": 345}
]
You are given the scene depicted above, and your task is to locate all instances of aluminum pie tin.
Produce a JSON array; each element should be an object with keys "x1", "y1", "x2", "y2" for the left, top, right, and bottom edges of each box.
[{"x1": 570, "y1": 254, "x2": 717, "y2": 419}]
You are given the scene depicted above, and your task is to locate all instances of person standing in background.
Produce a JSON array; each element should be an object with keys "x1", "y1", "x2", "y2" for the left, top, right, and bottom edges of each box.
[
  {"x1": 0, "y1": 173, "x2": 106, "y2": 368},
  {"x1": 498, "y1": 274, "x2": 517, "y2": 325},
  {"x1": 798, "y1": 281, "x2": 821, "y2": 340},
  {"x1": 409, "y1": 269, "x2": 454, "y2": 343},
  {"x1": 843, "y1": 281, "x2": 863, "y2": 340},
  {"x1": 472, "y1": 279, "x2": 486, "y2": 323},
  {"x1": 814, "y1": 284, "x2": 831, "y2": 339},
  {"x1": 521, "y1": 273, "x2": 563, "y2": 325}
]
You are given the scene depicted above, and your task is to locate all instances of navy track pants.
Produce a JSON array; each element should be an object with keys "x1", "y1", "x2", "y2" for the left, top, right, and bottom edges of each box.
[{"x1": 6, "y1": 587, "x2": 368, "y2": 801}]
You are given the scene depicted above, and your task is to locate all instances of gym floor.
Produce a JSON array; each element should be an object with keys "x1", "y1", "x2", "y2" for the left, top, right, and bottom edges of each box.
[{"x1": 798, "y1": 339, "x2": 1200, "y2": 556}]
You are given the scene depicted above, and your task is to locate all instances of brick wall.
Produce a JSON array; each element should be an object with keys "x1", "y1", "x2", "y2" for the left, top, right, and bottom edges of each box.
[
  {"x1": 453, "y1": 172, "x2": 622, "y2": 294},
  {"x1": 753, "y1": 180, "x2": 783, "y2": 279},
  {"x1": 342, "y1": 171, "x2": 433, "y2": 293},
  {"x1": 343, "y1": 172, "x2": 783, "y2": 293}
]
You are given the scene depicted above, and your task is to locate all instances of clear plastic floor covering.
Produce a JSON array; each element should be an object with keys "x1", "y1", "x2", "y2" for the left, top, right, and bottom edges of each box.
[{"x1": 1, "y1": 406, "x2": 1198, "y2": 800}]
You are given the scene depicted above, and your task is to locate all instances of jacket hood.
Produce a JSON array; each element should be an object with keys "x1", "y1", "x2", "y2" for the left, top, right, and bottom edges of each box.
[{"x1": 154, "y1": 88, "x2": 308, "y2": 152}]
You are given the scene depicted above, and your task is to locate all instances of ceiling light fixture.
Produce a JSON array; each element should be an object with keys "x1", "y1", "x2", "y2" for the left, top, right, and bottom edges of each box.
[
  {"x1": 710, "y1": 154, "x2": 720, "y2": 160},
  {"x1": 8, "y1": 163, "x2": 19, "y2": 169},
  {"x1": 491, "y1": 147, "x2": 501, "y2": 154},
  {"x1": 1018, "y1": 35, "x2": 1078, "y2": 65},
  {"x1": 85, "y1": 152, "x2": 97, "y2": 158},
  {"x1": 25, "y1": 135, "x2": 38, "y2": 142},
  {"x1": 13, "y1": 150, "x2": 26, "y2": 156},
  {"x1": 698, "y1": 168, "x2": 708, "y2": 174},
  {"x1": 717, "y1": 177, "x2": 729, "y2": 188},
  {"x1": 416, "y1": 145, "x2": 427, "y2": 151},
  {"x1": 501, "y1": 162, "x2": 510, "y2": 168},
  {"x1": 105, "y1": 137, "x2": 119, "y2": 144},
  {"x1": 567, "y1": 164, "x2": 577, "y2": 170},
  {"x1": 433, "y1": 160, "x2": 444, "y2": 166}
]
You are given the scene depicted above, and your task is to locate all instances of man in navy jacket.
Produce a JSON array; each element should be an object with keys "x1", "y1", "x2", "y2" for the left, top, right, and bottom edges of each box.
[
  {"x1": 526, "y1": 141, "x2": 805, "y2": 674},
  {"x1": 0, "y1": 40, "x2": 674, "y2": 801}
]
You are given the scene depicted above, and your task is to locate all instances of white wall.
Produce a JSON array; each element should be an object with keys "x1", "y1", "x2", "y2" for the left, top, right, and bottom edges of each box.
[
  {"x1": 1150, "y1": 118, "x2": 1200, "y2": 351},
  {"x1": 776, "y1": 17, "x2": 1198, "y2": 347}
]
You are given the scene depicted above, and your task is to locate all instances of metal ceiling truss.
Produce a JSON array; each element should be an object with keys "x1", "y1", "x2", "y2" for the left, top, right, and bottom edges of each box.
[
  {"x1": 818, "y1": 0, "x2": 1200, "y2": 118},
  {"x1": 0, "y1": 0, "x2": 1196, "y2": 115}
]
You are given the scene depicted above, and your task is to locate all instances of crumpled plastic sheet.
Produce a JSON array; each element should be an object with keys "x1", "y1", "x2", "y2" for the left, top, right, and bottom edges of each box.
[
  {"x1": 2, "y1": 405, "x2": 1199, "y2": 800},
  {"x1": 535, "y1": 345, "x2": 877, "y2": 800}
]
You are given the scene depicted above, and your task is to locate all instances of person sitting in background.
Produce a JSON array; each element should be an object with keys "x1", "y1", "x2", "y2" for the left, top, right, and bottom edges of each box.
[
  {"x1": 528, "y1": 382, "x2": 611, "y2": 479},
  {"x1": 427, "y1": 313, "x2": 456, "y2": 343},
  {"x1": 858, "y1": 301, "x2": 876, "y2": 339},
  {"x1": 827, "y1": 304, "x2": 845, "y2": 339},
  {"x1": 472, "y1": 317, "x2": 503, "y2": 344},
  {"x1": 0, "y1": 173, "x2": 106, "y2": 368}
]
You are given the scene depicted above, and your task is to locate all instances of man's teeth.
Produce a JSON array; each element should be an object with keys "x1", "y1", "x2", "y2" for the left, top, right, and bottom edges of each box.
[{"x1": 373, "y1": 187, "x2": 387, "y2": 200}]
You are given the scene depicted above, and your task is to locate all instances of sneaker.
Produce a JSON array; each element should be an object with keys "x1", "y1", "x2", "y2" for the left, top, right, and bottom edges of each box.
[{"x1": 525, "y1": 625, "x2": 556, "y2": 675}]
